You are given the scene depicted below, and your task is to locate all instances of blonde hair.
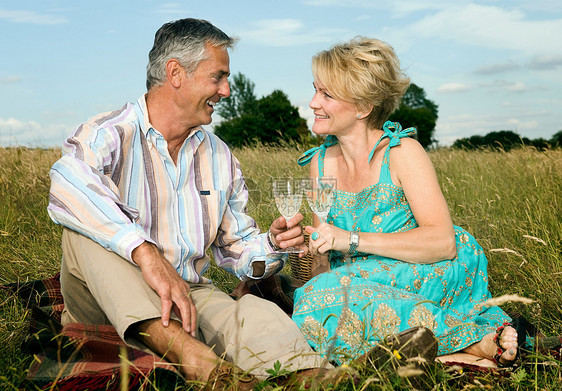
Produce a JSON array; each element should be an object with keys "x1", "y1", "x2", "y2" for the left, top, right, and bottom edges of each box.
[{"x1": 312, "y1": 36, "x2": 410, "y2": 129}]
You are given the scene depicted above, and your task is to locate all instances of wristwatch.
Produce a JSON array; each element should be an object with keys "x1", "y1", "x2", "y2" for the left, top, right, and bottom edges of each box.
[
  {"x1": 348, "y1": 231, "x2": 359, "y2": 254},
  {"x1": 267, "y1": 230, "x2": 281, "y2": 251}
]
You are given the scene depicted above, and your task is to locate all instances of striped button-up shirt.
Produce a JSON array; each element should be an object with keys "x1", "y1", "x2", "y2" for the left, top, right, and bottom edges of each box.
[{"x1": 48, "y1": 95, "x2": 284, "y2": 283}]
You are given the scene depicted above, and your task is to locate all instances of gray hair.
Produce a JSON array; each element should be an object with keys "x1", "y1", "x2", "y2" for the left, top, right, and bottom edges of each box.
[{"x1": 146, "y1": 18, "x2": 237, "y2": 90}]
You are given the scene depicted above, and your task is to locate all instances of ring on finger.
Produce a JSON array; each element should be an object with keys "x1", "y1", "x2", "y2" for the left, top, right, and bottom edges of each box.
[{"x1": 311, "y1": 232, "x2": 319, "y2": 240}]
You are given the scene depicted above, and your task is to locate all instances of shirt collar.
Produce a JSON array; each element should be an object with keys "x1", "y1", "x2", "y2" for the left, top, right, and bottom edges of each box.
[
  {"x1": 135, "y1": 94, "x2": 152, "y2": 137},
  {"x1": 135, "y1": 94, "x2": 206, "y2": 147}
]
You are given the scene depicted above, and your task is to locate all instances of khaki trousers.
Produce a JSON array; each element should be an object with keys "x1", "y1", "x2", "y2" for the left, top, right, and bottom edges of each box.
[{"x1": 59, "y1": 229, "x2": 326, "y2": 377}]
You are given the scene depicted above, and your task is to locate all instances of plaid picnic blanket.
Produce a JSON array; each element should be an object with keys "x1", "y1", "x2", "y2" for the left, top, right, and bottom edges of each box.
[
  {"x1": 2, "y1": 274, "x2": 185, "y2": 391},
  {"x1": 4, "y1": 273, "x2": 560, "y2": 390}
]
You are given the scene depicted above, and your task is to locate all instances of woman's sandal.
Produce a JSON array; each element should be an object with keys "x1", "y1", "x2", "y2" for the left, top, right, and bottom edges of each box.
[{"x1": 493, "y1": 322, "x2": 524, "y2": 368}]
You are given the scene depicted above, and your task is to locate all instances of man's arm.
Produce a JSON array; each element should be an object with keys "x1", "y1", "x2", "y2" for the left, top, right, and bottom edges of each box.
[
  {"x1": 47, "y1": 123, "x2": 153, "y2": 263},
  {"x1": 210, "y1": 158, "x2": 287, "y2": 280},
  {"x1": 49, "y1": 113, "x2": 196, "y2": 334}
]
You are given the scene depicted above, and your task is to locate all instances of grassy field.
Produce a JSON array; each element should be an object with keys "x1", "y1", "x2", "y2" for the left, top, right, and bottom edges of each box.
[{"x1": 0, "y1": 145, "x2": 561, "y2": 389}]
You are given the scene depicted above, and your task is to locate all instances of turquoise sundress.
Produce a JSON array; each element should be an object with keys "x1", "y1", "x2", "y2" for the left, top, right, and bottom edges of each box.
[{"x1": 291, "y1": 121, "x2": 511, "y2": 363}]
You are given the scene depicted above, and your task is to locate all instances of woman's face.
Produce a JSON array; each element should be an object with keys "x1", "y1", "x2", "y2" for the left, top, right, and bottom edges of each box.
[{"x1": 309, "y1": 79, "x2": 359, "y2": 136}]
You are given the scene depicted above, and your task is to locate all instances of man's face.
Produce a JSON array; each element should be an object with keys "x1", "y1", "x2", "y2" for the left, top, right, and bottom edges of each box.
[{"x1": 180, "y1": 44, "x2": 231, "y2": 127}]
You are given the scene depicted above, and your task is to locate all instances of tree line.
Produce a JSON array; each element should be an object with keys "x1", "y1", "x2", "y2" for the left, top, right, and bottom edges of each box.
[
  {"x1": 452, "y1": 130, "x2": 562, "y2": 150},
  {"x1": 214, "y1": 72, "x2": 561, "y2": 151}
]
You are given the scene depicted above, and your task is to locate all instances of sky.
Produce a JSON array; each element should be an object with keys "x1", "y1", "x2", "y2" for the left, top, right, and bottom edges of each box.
[{"x1": 1, "y1": 0, "x2": 561, "y2": 147}]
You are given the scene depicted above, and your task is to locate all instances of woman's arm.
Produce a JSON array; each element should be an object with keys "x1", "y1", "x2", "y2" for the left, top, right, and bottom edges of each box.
[
  {"x1": 360, "y1": 138, "x2": 456, "y2": 263},
  {"x1": 308, "y1": 138, "x2": 456, "y2": 264}
]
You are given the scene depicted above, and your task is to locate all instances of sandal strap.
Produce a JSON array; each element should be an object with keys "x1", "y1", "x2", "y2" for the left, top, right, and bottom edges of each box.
[
  {"x1": 492, "y1": 347, "x2": 505, "y2": 365},
  {"x1": 493, "y1": 322, "x2": 513, "y2": 349},
  {"x1": 492, "y1": 322, "x2": 517, "y2": 368}
]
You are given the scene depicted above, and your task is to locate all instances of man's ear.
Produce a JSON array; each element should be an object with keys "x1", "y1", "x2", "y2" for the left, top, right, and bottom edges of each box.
[{"x1": 166, "y1": 59, "x2": 183, "y2": 88}]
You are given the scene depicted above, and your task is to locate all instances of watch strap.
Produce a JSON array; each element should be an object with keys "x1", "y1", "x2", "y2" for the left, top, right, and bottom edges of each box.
[{"x1": 348, "y1": 231, "x2": 359, "y2": 254}]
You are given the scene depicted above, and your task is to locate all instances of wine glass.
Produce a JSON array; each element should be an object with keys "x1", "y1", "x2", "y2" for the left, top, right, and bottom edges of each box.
[
  {"x1": 272, "y1": 178, "x2": 305, "y2": 253},
  {"x1": 305, "y1": 177, "x2": 336, "y2": 224}
]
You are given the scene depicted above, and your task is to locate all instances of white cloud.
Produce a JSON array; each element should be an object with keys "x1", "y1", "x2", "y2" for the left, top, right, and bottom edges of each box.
[
  {"x1": 0, "y1": 117, "x2": 67, "y2": 147},
  {"x1": 475, "y1": 61, "x2": 519, "y2": 75},
  {"x1": 239, "y1": 19, "x2": 347, "y2": 46},
  {"x1": 355, "y1": 15, "x2": 372, "y2": 21},
  {"x1": 0, "y1": 118, "x2": 41, "y2": 145},
  {"x1": 506, "y1": 81, "x2": 527, "y2": 92},
  {"x1": 436, "y1": 83, "x2": 471, "y2": 93},
  {"x1": 528, "y1": 54, "x2": 562, "y2": 70},
  {"x1": 304, "y1": 0, "x2": 443, "y2": 13},
  {"x1": 0, "y1": 75, "x2": 22, "y2": 84},
  {"x1": 388, "y1": 0, "x2": 449, "y2": 16},
  {"x1": 507, "y1": 118, "x2": 539, "y2": 131},
  {"x1": 0, "y1": 9, "x2": 67, "y2": 24},
  {"x1": 408, "y1": 4, "x2": 562, "y2": 55},
  {"x1": 298, "y1": 104, "x2": 315, "y2": 133},
  {"x1": 435, "y1": 110, "x2": 548, "y2": 146},
  {"x1": 435, "y1": 113, "x2": 498, "y2": 145},
  {"x1": 479, "y1": 80, "x2": 545, "y2": 93}
]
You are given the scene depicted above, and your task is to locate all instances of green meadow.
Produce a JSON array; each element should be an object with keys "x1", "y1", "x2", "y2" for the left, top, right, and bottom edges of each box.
[{"x1": 1, "y1": 145, "x2": 561, "y2": 389}]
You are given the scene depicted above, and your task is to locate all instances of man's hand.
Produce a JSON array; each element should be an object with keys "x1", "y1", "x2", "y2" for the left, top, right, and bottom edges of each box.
[
  {"x1": 269, "y1": 212, "x2": 307, "y2": 256},
  {"x1": 131, "y1": 242, "x2": 196, "y2": 337}
]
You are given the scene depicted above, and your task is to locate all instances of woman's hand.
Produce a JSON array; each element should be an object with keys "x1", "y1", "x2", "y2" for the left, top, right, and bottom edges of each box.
[{"x1": 305, "y1": 223, "x2": 349, "y2": 254}]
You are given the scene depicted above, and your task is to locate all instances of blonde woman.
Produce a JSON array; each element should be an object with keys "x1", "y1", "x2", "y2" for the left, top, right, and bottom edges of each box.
[{"x1": 292, "y1": 37, "x2": 522, "y2": 367}]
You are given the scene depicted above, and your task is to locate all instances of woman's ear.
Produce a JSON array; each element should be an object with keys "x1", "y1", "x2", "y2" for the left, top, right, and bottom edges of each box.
[{"x1": 356, "y1": 104, "x2": 374, "y2": 120}]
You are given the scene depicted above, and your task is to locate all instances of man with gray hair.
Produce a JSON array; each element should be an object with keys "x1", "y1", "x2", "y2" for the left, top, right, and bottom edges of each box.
[{"x1": 48, "y1": 18, "x2": 330, "y2": 389}]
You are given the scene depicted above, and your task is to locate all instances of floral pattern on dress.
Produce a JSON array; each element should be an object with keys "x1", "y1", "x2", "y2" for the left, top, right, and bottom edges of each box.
[{"x1": 293, "y1": 121, "x2": 512, "y2": 363}]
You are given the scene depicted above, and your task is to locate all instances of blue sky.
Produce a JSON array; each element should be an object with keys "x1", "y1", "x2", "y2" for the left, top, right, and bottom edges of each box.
[{"x1": 1, "y1": 0, "x2": 561, "y2": 147}]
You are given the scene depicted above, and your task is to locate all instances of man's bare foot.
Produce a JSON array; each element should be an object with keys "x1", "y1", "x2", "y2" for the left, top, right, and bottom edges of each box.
[{"x1": 463, "y1": 323, "x2": 518, "y2": 366}]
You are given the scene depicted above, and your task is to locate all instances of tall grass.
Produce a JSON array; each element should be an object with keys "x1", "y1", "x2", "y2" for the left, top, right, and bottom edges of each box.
[
  {"x1": 0, "y1": 145, "x2": 560, "y2": 389},
  {"x1": 433, "y1": 148, "x2": 562, "y2": 333},
  {"x1": 0, "y1": 147, "x2": 62, "y2": 387}
]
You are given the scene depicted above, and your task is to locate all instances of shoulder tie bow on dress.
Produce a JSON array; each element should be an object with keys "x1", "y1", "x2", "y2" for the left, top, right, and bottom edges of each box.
[
  {"x1": 297, "y1": 121, "x2": 417, "y2": 166},
  {"x1": 367, "y1": 121, "x2": 417, "y2": 162}
]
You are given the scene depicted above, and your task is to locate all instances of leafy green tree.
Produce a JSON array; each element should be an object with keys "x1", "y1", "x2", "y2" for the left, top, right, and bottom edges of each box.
[
  {"x1": 452, "y1": 130, "x2": 558, "y2": 151},
  {"x1": 400, "y1": 83, "x2": 438, "y2": 118},
  {"x1": 256, "y1": 90, "x2": 309, "y2": 144},
  {"x1": 213, "y1": 113, "x2": 263, "y2": 147},
  {"x1": 214, "y1": 73, "x2": 309, "y2": 147},
  {"x1": 482, "y1": 130, "x2": 525, "y2": 150},
  {"x1": 550, "y1": 130, "x2": 562, "y2": 147},
  {"x1": 452, "y1": 135, "x2": 485, "y2": 150},
  {"x1": 389, "y1": 106, "x2": 436, "y2": 149},
  {"x1": 388, "y1": 83, "x2": 438, "y2": 149},
  {"x1": 528, "y1": 137, "x2": 550, "y2": 150},
  {"x1": 216, "y1": 73, "x2": 257, "y2": 121}
]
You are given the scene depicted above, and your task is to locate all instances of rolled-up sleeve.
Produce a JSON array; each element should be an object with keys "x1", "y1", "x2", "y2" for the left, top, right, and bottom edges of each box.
[{"x1": 211, "y1": 156, "x2": 287, "y2": 281}]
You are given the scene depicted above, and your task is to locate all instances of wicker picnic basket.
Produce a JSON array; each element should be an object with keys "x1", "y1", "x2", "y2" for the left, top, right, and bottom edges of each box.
[{"x1": 288, "y1": 234, "x2": 313, "y2": 284}]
